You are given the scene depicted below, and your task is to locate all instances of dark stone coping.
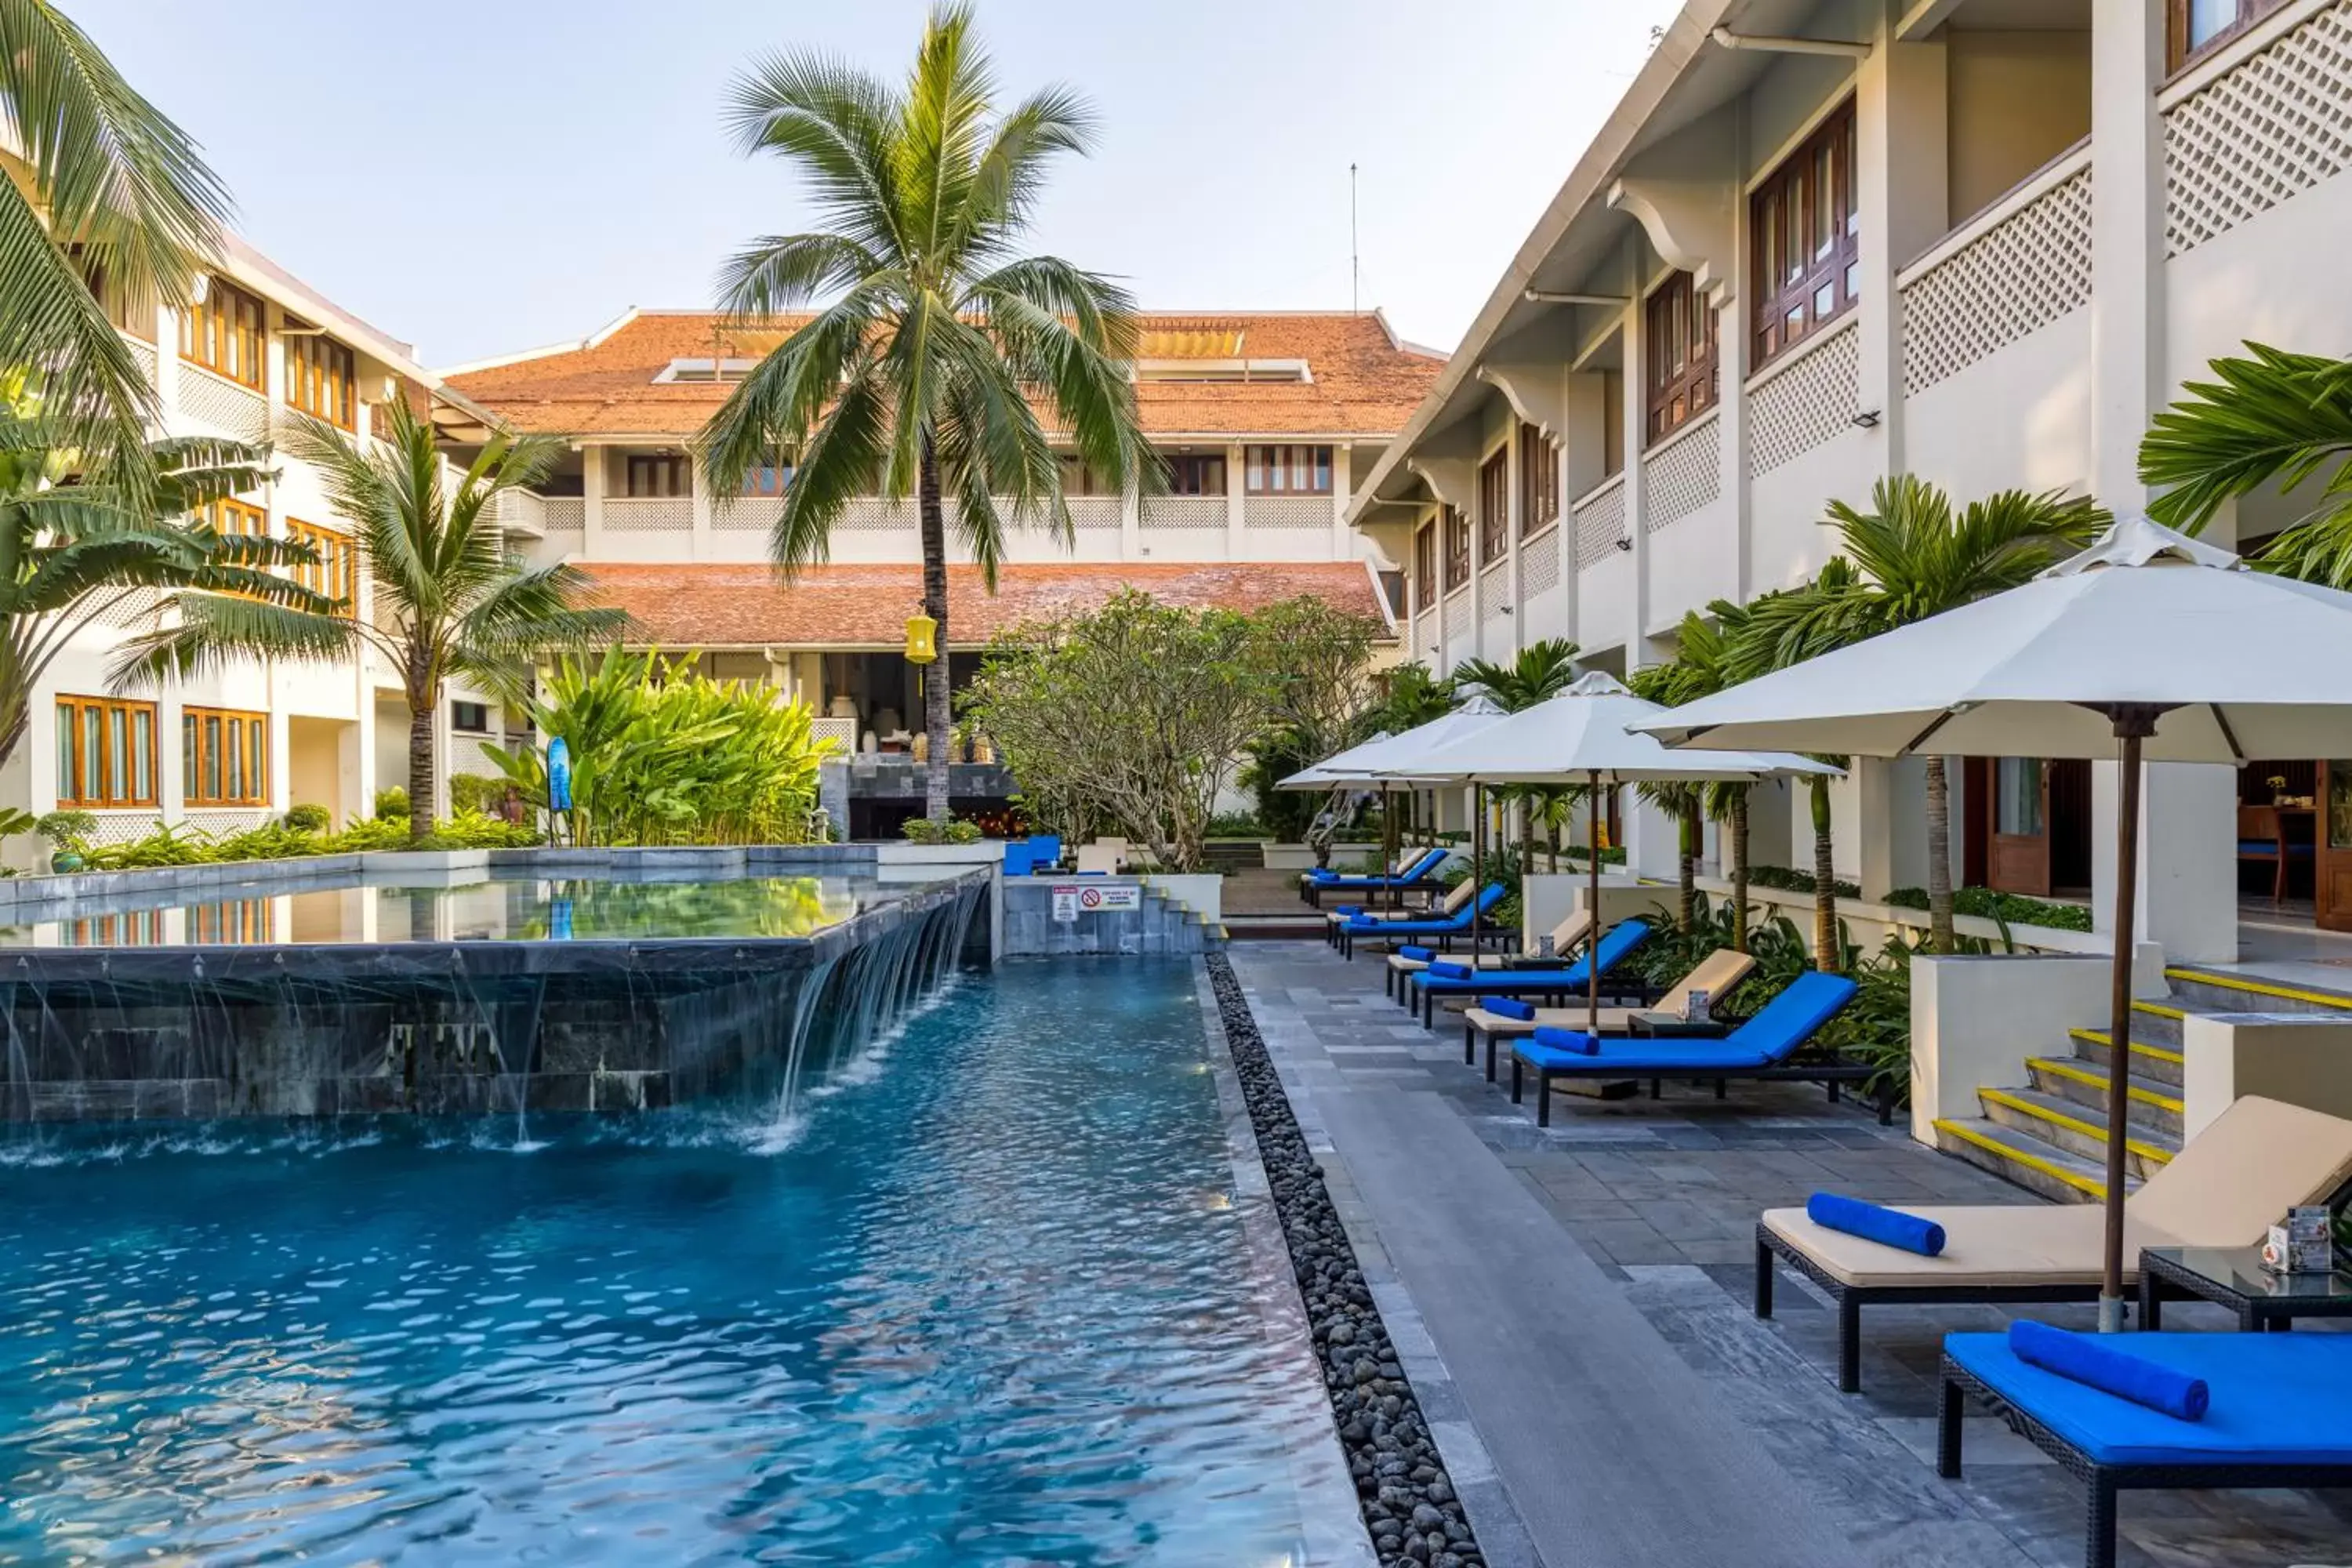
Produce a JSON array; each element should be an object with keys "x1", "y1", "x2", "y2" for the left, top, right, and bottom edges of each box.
[{"x1": 1205, "y1": 952, "x2": 1484, "y2": 1568}]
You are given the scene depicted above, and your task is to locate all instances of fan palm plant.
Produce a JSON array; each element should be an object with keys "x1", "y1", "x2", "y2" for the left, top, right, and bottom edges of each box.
[
  {"x1": 2, "y1": 1, "x2": 231, "y2": 485},
  {"x1": 1632, "y1": 610, "x2": 1759, "y2": 947},
  {"x1": 117, "y1": 401, "x2": 628, "y2": 841},
  {"x1": 695, "y1": 4, "x2": 1155, "y2": 822},
  {"x1": 0, "y1": 374, "x2": 325, "y2": 778},
  {"x1": 1453, "y1": 637, "x2": 1580, "y2": 868},
  {"x1": 2141, "y1": 342, "x2": 2352, "y2": 583},
  {"x1": 1750, "y1": 476, "x2": 2104, "y2": 951}
]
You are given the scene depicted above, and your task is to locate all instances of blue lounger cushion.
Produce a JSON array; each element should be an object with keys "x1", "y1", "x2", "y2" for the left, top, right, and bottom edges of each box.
[
  {"x1": 1397, "y1": 944, "x2": 1434, "y2": 960},
  {"x1": 2009, "y1": 1321, "x2": 2208, "y2": 1423},
  {"x1": 1806, "y1": 1192, "x2": 1945, "y2": 1257},
  {"x1": 1528, "y1": 1026, "x2": 1599, "y2": 1055},
  {"x1": 1519, "y1": 1038, "x2": 1769, "y2": 1073},
  {"x1": 1512, "y1": 973, "x2": 1859, "y2": 1076},
  {"x1": 1343, "y1": 885, "x2": 1507, "y2": 935},
  {"x1": 1420, "y1": 919, "x2": 1651, "y2": 993},
  {"x1": 1428, "y1": 960, "x2": 1474, "y2": 980},
  {"x1": 1939, "y1": 1332, "x2": 2352, "y2": 1468},
  {"x1": 1481, "y1": 997, "x2": 1537, "y2": 1022},
  {"x1": 1335, "y1": 904, "x2": 1364, "y2": 916}
]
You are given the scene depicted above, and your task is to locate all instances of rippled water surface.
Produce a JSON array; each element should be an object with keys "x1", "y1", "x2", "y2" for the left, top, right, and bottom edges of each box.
[{"x1": 0, "y1": 962, "x2": 1330, "y2": 1565}]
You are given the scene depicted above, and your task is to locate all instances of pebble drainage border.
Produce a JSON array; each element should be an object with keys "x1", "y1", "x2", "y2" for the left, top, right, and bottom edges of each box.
[{"x1": 1206, "y1": 953, "x2": 1485, "y2": 1568}]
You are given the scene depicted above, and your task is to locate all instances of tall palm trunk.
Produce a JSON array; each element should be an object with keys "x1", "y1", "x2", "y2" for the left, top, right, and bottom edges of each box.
[
  {"x1": 1924, "y1": 754, "x2": 1954, "y2": 951},
  {"x1": 1677, "y1": 804, "x2": 1697, "y2": 932},
  {"x1": 407, "y1": 678, "x2": 436, "y2": 843},
  {"x1": 1809, "y1": 775, "x2": 1838, "y2": 971},
  {"x1": 1516, "y1": 793, "x2": 1535, "y2": 884},
  {"x1": 916, "y1": 441, "x2": 951, "y2": 822},
  {"x1": 1730, "y1": 786, "x2": 1751, "y2": 953}
]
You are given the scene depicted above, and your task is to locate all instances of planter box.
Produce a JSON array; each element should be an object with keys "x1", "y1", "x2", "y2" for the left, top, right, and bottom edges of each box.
[{"x1": 361, "y1": 849, "x2": 491, "y2": 884}]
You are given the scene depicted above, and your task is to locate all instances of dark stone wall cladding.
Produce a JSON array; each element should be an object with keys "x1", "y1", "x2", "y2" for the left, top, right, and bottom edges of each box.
[{"x1": 1205, "y1": 953, "x2": 1483, "y2": 1568}]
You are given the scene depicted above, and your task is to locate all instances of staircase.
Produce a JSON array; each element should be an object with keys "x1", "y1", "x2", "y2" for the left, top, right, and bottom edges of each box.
[{"x1": 1933, "y1": 967, "x2": 2352, "y2": 1203}]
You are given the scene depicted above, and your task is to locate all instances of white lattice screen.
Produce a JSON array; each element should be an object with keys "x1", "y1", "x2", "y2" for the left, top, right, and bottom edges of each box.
[
  {"x1": 604, "y1": 497, "x2": 694, "y2": 532},
  {"x1": 127, "y1": 339, "x2": 158, "y2": 387},
  {"x1": 1519, "y1": 528, "x2": 1560, "y2": 601},
  {"x1": 543, "y1": 498, "x2": 586, "y2": 532},
  {"x1": 1479, "y1": 561, "x2": 1510, "y2": 626},
  {"x1": 1642, "y1": 417, "x2": 1721, "y2": 532},
  {"x1": 183, "y1": 810, "x2": 270, "y2": 840},
  {"x1": 93, "y1": 586, "x2": 164, "y2": 631},
  {"x1": 1141, "y1": 497, "x2": 1226, "y2": 530},
  {"x1": 177, "y1": 370, "x2": 269, "y2": 441},
  {"x1": 1068, "y1": 496, "x2": 1123, "y2": 530},
  {"x1": 1748, "y1": 326, "x2": 1860, "y2": 474},
  {"x1": 712, "y1": 502, "x2": 774, "y2": 532},
  {"x1": 2167, "y1": 3, "x2": 2352, "y2": 255},
  {"x1": 1902, "y1": 165, "x2": 2092, "y2": 395},
  {"x1": 1443, "y1": 587, "x2": 1469, "y2": 633},
  {"x1": 1573, "y1": 477, "x2": 1624, "y2": 568},
  {"x1": 1244, "y1": 496, "x2": 1332, "y2": 529}
]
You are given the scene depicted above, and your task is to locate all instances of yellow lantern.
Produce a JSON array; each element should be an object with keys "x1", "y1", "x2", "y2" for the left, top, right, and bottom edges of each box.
[{"x1": 904, "y1": 612, "x2": 938, "y2": 665}]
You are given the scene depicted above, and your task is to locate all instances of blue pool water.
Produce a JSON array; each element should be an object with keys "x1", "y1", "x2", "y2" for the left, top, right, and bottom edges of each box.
[{"x1": 0, "y1": 962, "x2": 1337, "y2": 1564}]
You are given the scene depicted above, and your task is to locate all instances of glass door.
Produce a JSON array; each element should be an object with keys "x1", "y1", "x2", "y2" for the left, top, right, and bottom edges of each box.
[
  {"x1": 1988, "y1": 757, "x2": 2053, "y2": 897},
  {"x1": 2320, "y1": 762, "x2": 2352, "y2": 931}
]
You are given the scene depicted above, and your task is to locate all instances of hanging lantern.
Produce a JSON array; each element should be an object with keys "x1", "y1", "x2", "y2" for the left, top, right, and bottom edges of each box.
[{"x1": 904, "y1": 612, "x2": 938, "y2": 665}]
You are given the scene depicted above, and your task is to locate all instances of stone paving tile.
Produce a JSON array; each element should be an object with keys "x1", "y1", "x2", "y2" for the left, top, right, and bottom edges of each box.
[{"x1": 1230, "y1": 943, "x2": 2352, "y2": 1568}]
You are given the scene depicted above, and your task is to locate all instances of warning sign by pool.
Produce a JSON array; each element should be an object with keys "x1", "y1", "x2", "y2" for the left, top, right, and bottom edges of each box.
[{"x1": 1052, "y1": 883, "x2": 1139, "y2": 920}]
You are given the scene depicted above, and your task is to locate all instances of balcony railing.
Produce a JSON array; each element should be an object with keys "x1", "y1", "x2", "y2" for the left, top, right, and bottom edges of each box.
[
  {"x1": 2163, "y1": 0, "x2": 2352, "y2": 256},
  {"x1": 1243, "y1": 495, "x2": 1332, "y2": 529},
  {"x1": 543, "y1": 497, "x2": 586, "y2": 534},
  {"x1": 1573, "y1": 475, "x2": 1625, "y2": 568},
  {"x1": 176, "y1": 365, "x2": 269, "y2": 441},
  {"x1": 604, "y1": 496, "x2": 693, "y2": 533},
  {"x1": 1519, "y1": 528, "x2": 1560, "y2": 603},
  {"x1": 1067, "y1": 495, "x2": 1123, "y2": 530},
  {"x1": 1140, "y1": 495, "x2": 1225, "y2": 530},
  {"x1": 1642, "y1": 412, "x2": 1722, "y2": 532},
  {"x1": 485, "y1": 488, "x2": 548, "y2": 538},
  {"x1": 1898, "y1": 143, "x2": 2092, "y2": 397},
  {"x1": 1479, "y1": 560, "x2": 1509, "y2": 622}
]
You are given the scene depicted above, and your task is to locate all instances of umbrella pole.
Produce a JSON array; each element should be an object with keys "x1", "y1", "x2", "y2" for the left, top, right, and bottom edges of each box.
[
  {"x1": 1588, "y1": 769, "x2": 1602, "y2": 1040},
  {"x1": 2099, "y1": 708, "x2": 2161, "y2": 1331},
  {"x1": 1471, "y1": 782, "x2": 1484, "y2": 961}
]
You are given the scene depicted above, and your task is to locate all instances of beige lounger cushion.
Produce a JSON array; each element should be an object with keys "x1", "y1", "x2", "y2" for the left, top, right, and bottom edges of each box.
[
  {"x1": 1459, "y1": 948, "x2": 1757, "y2": 1036},
  {"x1": 1762, "y1": 1094, "x2": 2352, "y2": 1290},
  {"x1": 1388, "y1": 910, "x2": 1596, "y2": 973},
  {"x1": 1390, "y1": 953, "x2": 1520, "y2": 975}
]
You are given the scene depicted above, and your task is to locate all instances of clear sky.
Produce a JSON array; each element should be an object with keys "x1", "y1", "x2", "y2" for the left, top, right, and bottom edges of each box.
[{"x1": 71, "y1": 0, "x2": 1679, "y2": 370}]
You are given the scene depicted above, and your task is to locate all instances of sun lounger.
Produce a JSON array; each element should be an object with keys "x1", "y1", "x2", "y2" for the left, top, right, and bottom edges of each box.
[
  {"x1": 1755, "y1": 1094, "x2": 2352, "y2": 1392},
  {"x1": 1460, "y1": 947, "x2": 1757, "y2": 1080},
  {"x1": 1301, "y1": 848, "x2": 1450, "y2": 907},
  {"x1": 1406, "y1": 918, "x2": 1652, "y2": 1027},
  {"x1": 1940, "y1": 1328, "x2": 2352, "y2": 1568},
  {"x1": 1384, "y1": 909, "x2": 1596, "y2": 999},
  {"x1": 1336, "y1": 884, "x2": 1506, "y2": 960},
  {"x1": 1508, "y1": 967, "x2": 1864, "y2": 1127},
  {"x1": 1326, "y1": 876, "x2": 1476, "y2": 949}
]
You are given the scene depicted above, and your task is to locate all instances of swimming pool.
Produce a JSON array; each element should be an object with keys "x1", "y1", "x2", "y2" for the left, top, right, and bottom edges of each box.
[{"x1": 0, "y1": 960, "x2": 1356, "y2": 1564}]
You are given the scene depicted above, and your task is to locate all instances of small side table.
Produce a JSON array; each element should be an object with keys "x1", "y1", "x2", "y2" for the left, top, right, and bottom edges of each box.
[
  {"x1": 2138, "y1": 1245, "x2": 2352, "y2": 1332},
  {"x1": 1628, "y1": 1011, "x2": 1729, "y2": 1040}
]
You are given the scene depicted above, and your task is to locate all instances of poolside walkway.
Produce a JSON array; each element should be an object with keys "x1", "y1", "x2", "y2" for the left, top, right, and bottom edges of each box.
[{"x1": 1230, "y1": 945, "x2": 2352, "y2": 1568}]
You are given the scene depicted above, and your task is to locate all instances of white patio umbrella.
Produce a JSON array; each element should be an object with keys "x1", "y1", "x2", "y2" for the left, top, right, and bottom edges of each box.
[
  {"x1": 1635, "y1": 516, "x2": 2352, "y2": 1328},
  {"x1": 1277, "y1": 698, "x2": 1512, "y2": 914},
  {"x1": 1389, "y1": 672, "x2": 1834, "y2": 1038}
]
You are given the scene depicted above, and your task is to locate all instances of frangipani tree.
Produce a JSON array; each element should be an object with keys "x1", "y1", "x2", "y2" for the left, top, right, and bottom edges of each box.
[{"x1": 697, "y1": 3, "x2": 1156, "y2": 822}]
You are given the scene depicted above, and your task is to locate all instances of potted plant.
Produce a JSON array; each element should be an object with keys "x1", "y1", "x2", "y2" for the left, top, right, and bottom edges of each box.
[{"x1": 36, "y1": 810, "x2": 96, "y2": 873}]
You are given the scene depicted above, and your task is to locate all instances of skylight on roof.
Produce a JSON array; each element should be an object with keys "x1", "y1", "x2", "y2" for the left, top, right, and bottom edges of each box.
[{"x1": 653, "y1": 358, "x2": 760, "y2": 384}]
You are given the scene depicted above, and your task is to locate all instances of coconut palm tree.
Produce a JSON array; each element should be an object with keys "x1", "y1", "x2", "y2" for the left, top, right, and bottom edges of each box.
[
  {"x1": 2141, "y1": 342, "x2": 2352, "y2": 583},
  {"x1": 116, "y1": 401, "x2": 628, "y2": 841},
  {"x1": 1632, "y1": 610, "x2": 1758, "y2": 947},
  {"x1": 2, "y1": 1, "x2": 232, "y2": 484},
  {"x1": 1750, "y1": 476, "x2": 2104, "y2": 950},
  {"x1": 695, "y1": 4, "x2": 1155, "y2": 822},
  {"x1": 1453, "y1": 637, "x2": 1580, "y2": 869},
  {"x1": 0, "y1": 372, "x2": 319, "y2": 774}
]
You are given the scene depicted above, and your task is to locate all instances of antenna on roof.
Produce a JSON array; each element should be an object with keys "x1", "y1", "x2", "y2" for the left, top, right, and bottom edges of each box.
[{"x1": 1349, "y1": 162, "x2": 1360, "y2": 315}]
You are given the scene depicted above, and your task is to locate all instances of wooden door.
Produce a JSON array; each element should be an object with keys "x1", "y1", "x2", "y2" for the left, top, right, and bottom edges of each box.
[
  {"x1": 1987, "y1": 756, "x2": 2053, "y2": 898},
  {"x1": 2318, "y1": 761, "x2": 2352, "y2": 931}
]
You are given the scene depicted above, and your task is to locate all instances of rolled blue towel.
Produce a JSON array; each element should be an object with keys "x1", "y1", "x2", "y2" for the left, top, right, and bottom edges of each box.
[
  {"x1": 1427, "y1": 960, "x2": 1474, "y2": 980},
  {"x1": 1479, "y1": 996, "x2": 1537, "y2": 1021},
  {"x1": 1530, "y1": 1025, "x2": 1599, "y2": 1055},
  {"x1": 1806, "y1": 1193, "x2": 1947, "y2": 1257},
  {"x1": 2008, "y1": 1320, "x2": 2209, "y2": 1422},
  {"x1": 1308, "y1": 868, "x2": 1340, "y2": 881},
  {"x1": 1396, "y1": 944, "x2": 1434, "y2": 961},
  {"x1": 1335, "y1": 904, "x2": 1364, "y2": 916}
]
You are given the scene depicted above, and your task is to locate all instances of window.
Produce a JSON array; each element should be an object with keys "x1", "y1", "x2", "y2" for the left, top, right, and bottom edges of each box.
[
  {"x1": 452, "y1": 702, "x2": 490, "y2": 734},
  {"x1": 1443, "y1": 506, "x2": 1470, "y2": 590},
  {"x1": 1414, "y1": 522, "x2": 1436, "y2": 612},
  {"x1": 741, "y1": 459, "x2": 793, "y2": 497},
  {"x1": 1057, "y1": 456, "x2": 1116, "y2": 496},
  {"x1": 1243, "y1": 444, "x2": 1333, "y2": 495},
  {"x1": 56, "y1": 696, "x2": 157, "y2": 808},
  {"x1": 191, "y1": 898, "x2": 273, "y2": 945},
  {"x1": 68, "y1": 246, "x2": 151, "y2": 339},
  {"x1": 180, "y1": 275, "x2": 267, "y2": 389},
  {"x1": 1164, "y1": 453, "x2": 1227, "y2": 495},
  {"x1": 1749, "y1": 102, "x2": 1860, "y2": 368},
  {"x1": 183, "y1": 706, "x2": 269, "y2": 808},
  {"x1": 194, "y1": 497, "x2": 267, "y2": 539},
  {"x1": 287, "y1": 519, "x2": 357, "y2": 613},
  {"x1": 1477, "y1": 449, "x2": 1509, "y2": 562},
  {"x1": 626, "y1": 455, "x2": 692, "y2": 497},
  {"x1": 2169, "y1": 0, "x2": 2288, "y2": 68},
  {"x1": 1646, "y1": 271, "x2": 1719, "y2": 444},
  {"x1": 1518, "y1": 424, "x2": 1559, "y2": 535},
  {"x1": 285, "y1": 325, "x2": 356, "y2": 428}
]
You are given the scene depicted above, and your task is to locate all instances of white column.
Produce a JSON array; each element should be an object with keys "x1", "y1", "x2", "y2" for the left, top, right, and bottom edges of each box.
[
  {"x1": 1121, "y1": 471, "x2": 1142, "y2": 560},
  {"x1": 1621, "y1": 272, "x2": 1653, "y2": 641},
  {"x1": 1504, "y1": 428, "x2": 1525, "y2": 654},
  {"x1": 1429, "y1": 506, "x2": 1450, "y2": 671},
  {"x1": 1855, "y1": 14, "x2": 1948, "y2": 474},
  {"x1": 691, "y1": 463, "x2": 715, "y2": 561},
  {"x1": 582, "y1": 445, "x2": 608, "y2": 558},
  {"x1": 1225, "y1": 443, "x2": 1247, "y2": 560},
  {"x1": 1467, "y1": 460, "x2": 1489, "y2": 659},
  {"x1": 1330, "y1": 445, "x2": 1353, "y2": 561},
  {"x1": 2093, "y1": 760, "x2": 2238, "y2": 965},
  {"x1": 158, "y1": 699, "x2": 186, "y2": 828}
]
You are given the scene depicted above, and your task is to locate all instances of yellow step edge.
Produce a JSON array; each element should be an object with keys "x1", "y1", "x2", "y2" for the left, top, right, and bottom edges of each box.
[
  {"x1": 1934, "y1": 1118, "x2": 2109, "y2": 1200},
  {"x1": 2164, "y1": 967, "x2": 2352, "y2": 1014},
  {"x1": 2133, "y1": 1000, "x2": 2187, "y2": 1021},
  {"x1": 2027, "y1": 1056, "x2": 2185, "y2": 1113},
  {"x1": 1977, "y1": 1087, "x2": 2176, "y2": 1166},
  {"x1": 2064, "y1": 1028, "x2": 2187, "y2": 1066}
]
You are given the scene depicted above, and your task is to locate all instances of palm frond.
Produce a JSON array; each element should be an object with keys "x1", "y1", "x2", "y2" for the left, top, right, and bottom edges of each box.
[
  {"x1": 2143, "y1": 343, "x2": 2352, "y2": 531},
  {"x1": 107, "y1": 590, "x2": 359, "y2": 688}
]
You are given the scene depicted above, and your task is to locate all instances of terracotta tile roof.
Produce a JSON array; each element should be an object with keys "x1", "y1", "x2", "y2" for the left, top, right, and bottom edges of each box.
[
  {"x1": 583, "y1": 561, "x2": 1394, "y2": 648},
  {"x1": 441, "y1": 310, "x2": 1443, "y2": 441}
]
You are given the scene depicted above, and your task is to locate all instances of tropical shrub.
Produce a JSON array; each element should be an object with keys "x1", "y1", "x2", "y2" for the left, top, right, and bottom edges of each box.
[
  {"x1": 1883, "y1": 885, "x2": 2093, "y2": 933},
  {"x1": 282, "y1": 804, "x2": 332, "y2": 833},
  {"x1": 449, "y1": 775, "x2": 513, "y2": 818},
  {"x1": 899, "y1": 818, "x2": 982, "y2": 845},
  {"x1": 375, "y1": 788, "x2": 410, "y2": 822},
  {"x1": 1747, "y1": 864, "x2": 1863, "y2": 899},
  {"x1": 1207, "y1": 811, "x2": 1269, "y2": 839},
  {"x1": 82, "y1": 811, "x2": 539, "y2": 869},
  {"x1": 482, "y1": 647, "x2": 836, "y2": 846}
]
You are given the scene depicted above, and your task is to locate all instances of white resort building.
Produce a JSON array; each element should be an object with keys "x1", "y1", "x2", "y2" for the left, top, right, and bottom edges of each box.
[{"x1": 1351, "y1": 0, "x2": 2352, "y2": 963}]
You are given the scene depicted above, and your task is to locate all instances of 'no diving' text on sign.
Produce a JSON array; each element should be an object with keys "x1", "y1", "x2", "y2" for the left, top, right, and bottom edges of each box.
[{"x1": 1051, "y1": 883, "x2": 1141, "y2": 922}]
